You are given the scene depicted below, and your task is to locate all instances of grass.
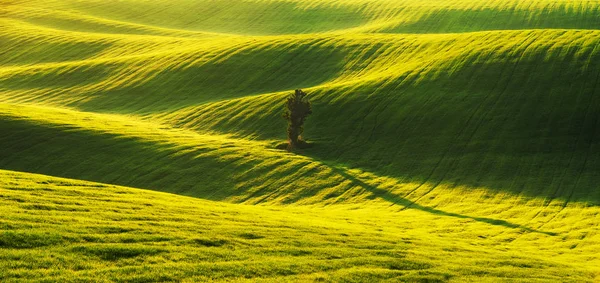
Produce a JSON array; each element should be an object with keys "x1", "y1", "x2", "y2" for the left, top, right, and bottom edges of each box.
[
  {"x1": 0, "y1": 169, "x2": 598, "y2": 282},
  {"x1": 1, "y1": 0, "x2": 600, "y2": 281}
]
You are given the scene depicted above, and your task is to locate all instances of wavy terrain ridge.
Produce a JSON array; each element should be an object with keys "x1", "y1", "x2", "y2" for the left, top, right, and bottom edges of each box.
[{"x1": 1, "y1": 0, "x2": 599, "y2": 282}]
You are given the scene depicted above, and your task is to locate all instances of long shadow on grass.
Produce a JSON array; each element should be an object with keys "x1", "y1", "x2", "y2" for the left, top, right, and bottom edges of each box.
[{"x1": 327, "y1": 164, "x2": 557, "y2": 236}]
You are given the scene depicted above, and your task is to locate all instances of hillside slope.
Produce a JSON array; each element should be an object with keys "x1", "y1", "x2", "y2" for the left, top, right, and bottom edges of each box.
[
  {"x1": 1, "y1": 0, "x2": 600, "y2": 281},
  {"x1": 2, "y1": 2, "x2": 600, "y2": 206}
]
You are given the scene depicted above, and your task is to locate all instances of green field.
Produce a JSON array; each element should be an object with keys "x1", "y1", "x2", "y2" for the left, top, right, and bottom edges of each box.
[{"x1": 1, "y1": 0, "x2": 600, "y2": 281}]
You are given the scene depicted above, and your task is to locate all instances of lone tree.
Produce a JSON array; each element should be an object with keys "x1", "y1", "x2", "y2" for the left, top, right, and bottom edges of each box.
[{"x1": 283, "y1": 89, "x2": 312, "y2": 150}]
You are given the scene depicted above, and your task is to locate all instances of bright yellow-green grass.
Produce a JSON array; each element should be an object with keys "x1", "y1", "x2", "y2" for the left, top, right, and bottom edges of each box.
[
  {"x1": 1, "y1": 169, "x2": 599, "y2": 282},
  {"x1": 1, "y1": 0, "x2": 600, "y2": 281}
]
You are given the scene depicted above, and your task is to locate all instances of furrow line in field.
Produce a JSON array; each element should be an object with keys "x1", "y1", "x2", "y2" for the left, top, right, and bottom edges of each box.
[
  {"x1": 399, "y1": 34, "x2": 522, "y2": 207},
  {"x1": 535, "y1": 46, "x2": 600, "y2": 231}
]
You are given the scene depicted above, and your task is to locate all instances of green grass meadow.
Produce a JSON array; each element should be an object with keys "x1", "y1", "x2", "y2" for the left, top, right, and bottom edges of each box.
[{"x1": 1, "y1": 0, "x2": 600, "y2": 282}]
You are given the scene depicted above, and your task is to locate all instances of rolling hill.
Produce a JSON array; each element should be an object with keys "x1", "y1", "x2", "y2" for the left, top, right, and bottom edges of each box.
[{"x1": 1, "y1": 0, "x2": 599, "y2": 281}]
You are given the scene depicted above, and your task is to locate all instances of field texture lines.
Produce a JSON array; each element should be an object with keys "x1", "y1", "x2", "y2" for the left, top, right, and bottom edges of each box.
[{"x1": 1, "y1": 0, "x2": 600, "y2": 282}]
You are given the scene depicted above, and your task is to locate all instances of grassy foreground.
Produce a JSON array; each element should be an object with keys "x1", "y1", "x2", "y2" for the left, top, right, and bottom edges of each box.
[
  {"x1": 1, "y1": 169, "x2": 599, "y2": 282},
  {"x1": 2, "y1": 0, "x2": 600, "y2": 281}
]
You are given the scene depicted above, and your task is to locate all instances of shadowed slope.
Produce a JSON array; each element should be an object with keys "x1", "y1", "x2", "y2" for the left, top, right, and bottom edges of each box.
[{"x1": 0, "y1": 103, "x2": 344, "y2": 203}]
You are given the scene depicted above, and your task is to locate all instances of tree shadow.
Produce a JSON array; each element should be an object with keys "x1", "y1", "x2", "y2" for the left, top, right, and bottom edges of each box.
[{"x1": 327, "y1": 163, "x2": 557, "y2": 236}]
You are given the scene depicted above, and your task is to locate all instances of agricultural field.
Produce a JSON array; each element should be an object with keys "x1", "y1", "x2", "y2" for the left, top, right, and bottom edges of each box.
[{"x1": 1, "y1": 0, "x2": 599, "y2": 282}]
